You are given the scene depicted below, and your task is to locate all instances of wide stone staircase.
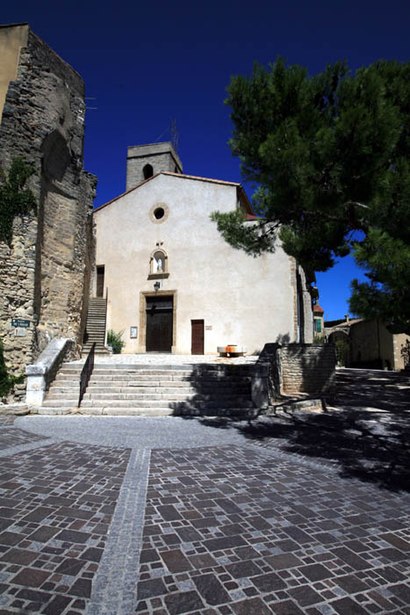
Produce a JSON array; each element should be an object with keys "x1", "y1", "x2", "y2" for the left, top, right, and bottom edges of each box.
[
  {"x1": 40, "y1": 362, "x2": 255, "y2": 417},
  {"x1": 82, "y1": 297, "x2": 108, "y2": 354}
]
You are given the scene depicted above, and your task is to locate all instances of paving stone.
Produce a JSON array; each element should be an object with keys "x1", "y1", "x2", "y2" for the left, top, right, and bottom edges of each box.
[
  {"x1": 299, "y1": 563, "x2": 334, "y2": 582},
  {"x1": 193, "y1": 573, "x2": 231, "y2": 606},
  {"x1": 231, "y1": 596, "x2": 274, "y2": 614},
  {"x1": 331, "y1": 596, "x2": 371, "y2": 614},
  {"x1": 334, "y1": 573, "x2": 369, "y2": 593},
  {"x1": 0, "y1": 412, "x2": 408, "y2": 614},
  {"x1": 224, "y1": 560, "x2": 262, "y2": 578},
  {"x1": 137, "y1": 577, "x2": 167, "y2": 600},
  {"x1": 160, "y1": 549, "x2": 192, "y2": 573},
  {"x1": 164, "y1": 589, "x2": 204, "y2": 614},
  {"x1": 10, "y1": 567, "x2": 50, "y2": 587}
]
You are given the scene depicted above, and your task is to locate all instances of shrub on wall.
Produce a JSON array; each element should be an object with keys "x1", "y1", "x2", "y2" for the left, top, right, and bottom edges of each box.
[
  {"x1": 0, "y1": 341, "x2": 24, "y2": 400},
  {"x1": 107, "y1": 329, "x2": 125, "y2": 354},
  {"x1": 0, "y1": 158, "x2": 37, "y2": 246},
  {"x1": 335, "y1": 338, "x2": 350, "y2": 366},
  {"x1": 401, "y1": 340, "x2": 410, "y2": 368}
]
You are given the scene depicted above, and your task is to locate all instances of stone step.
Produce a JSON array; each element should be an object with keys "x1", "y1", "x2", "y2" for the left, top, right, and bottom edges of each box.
[
  {"x1": 49, "y1": 390, "x2": 192, "y2": 400},
  {"x1": 88, "y1": 364, "x2": 252, "y2": 371},
  {"x1": 81, "y1": 393, "x2": 195, "y2": 402},
  {"x1": 36, "y1": 405, "x2": 254, "y2": 417},
  {"x1": 47, "y1": 388, "x2": 81, "y2": 396},
  {"x1": 87, "y1": 370, "x2": 252, "y2": 379},
  {"x1": 82, "y1": 345, "x2": 107, "y2": 352},
  {"x1": 83, "y1": 391, "x2": 248, "y2": 401},
  {"x1": 79, "y1": 398, "x2": 253, "y2": 409},
  {"x1": 44, "y1": 359, "x2": 254, "y2": 416},
  {"x1": 77, "y1": 407, "x2": 175, "y2": 416},
  {"x1": 49, "y1": 382, "x2": 249, "y2": 394},
  {"x1": 43, "y1": 399, "x2": 79, "y2": 407},
  {"x1": 86, "y1": 381, "x2": 194, "y2": 389},
  {"x1": 86, "y1": 382, "x2": 250, "y2": 390}
]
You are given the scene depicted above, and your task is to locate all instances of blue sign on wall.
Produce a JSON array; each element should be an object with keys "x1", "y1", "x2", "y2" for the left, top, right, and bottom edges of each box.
[{"x1": 11, "y1": 318, "x2": 30, "y2": 328}]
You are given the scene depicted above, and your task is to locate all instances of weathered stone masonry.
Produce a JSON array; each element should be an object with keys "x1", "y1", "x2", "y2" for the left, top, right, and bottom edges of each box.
[{"x1": 0, "y1": 24, "x2": 96, "y2": 394}]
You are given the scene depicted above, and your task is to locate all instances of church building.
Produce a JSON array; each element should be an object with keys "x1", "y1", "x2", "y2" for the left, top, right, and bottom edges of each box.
[{"x1": 93, "y1": 142, "x2": 313, "y2": 355}]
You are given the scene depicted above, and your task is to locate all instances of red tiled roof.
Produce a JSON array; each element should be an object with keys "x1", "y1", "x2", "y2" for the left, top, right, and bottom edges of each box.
[{"x1": 313, "y1": 304, "x2": 324, "y2": 314}]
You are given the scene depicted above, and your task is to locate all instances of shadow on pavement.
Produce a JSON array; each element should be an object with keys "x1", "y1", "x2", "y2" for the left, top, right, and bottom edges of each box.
[{"x1": 189, "y1": 369, "x2": 410, "y2": 492}]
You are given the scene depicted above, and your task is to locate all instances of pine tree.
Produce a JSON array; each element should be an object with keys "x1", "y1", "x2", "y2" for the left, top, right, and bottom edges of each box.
[{"x1": 213, "y1": 59, "x2": 410, "y2": 331}]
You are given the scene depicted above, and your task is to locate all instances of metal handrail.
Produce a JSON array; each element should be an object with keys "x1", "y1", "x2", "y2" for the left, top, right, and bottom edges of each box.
[{"x1": 78, "y1": 342, "x2": 96, "y2": 407}]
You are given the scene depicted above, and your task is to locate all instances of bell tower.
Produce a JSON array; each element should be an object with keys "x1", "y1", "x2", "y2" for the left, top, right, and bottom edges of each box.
[{"x1": 126, "y1": 142, "x2": 183, "y2": 191}]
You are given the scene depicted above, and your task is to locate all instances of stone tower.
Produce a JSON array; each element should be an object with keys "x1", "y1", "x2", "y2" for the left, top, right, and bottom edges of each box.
[
  {"x1": 126, "y1": 142, "x2": 183, "y2": 191},
  {"x1": 0, "y1": 23, "x2": 96, "y2": 390}
]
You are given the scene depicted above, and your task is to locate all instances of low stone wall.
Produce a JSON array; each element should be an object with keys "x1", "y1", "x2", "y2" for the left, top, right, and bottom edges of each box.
[
  {"x1": 278, "y1": 344, "x2": 336, "y2": 395},
  {"x1": 252, "y1": 343, "x2": 336, "y2": 407}
]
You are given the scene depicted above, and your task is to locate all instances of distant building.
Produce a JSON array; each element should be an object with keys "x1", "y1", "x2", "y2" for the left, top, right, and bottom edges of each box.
[
  {"x1": 92, "y1": 142, "x2": 313, "y2": 355},
  {"x1": 313, "y1": 304, "x2": 325, "y2": 338},
  {"x1": 326, "y1": 316, "x2": 410, "y2": 371}
]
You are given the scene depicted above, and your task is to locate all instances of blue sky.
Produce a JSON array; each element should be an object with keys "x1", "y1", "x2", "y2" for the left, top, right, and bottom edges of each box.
[{"x1": 2, "y1": 1, "x2": 409, "y2": 320}]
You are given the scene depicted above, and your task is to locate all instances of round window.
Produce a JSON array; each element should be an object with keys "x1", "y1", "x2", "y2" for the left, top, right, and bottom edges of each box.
[
  {"x1": 149, "y1": 203, "x2": 169, "y2": 223},
  {"x1": 154, "y1": 207, "x2": 165, "y2": 220}
]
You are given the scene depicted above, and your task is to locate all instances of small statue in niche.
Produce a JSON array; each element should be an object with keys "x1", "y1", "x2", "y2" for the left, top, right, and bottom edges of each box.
[{"x1": 151, "y1": 251, "x2": 166, "y2": 274}]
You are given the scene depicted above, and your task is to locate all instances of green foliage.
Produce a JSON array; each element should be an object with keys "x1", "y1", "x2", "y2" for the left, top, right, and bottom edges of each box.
[
  {"x1": 313, "y1": 335, "x2": 325, "y2": 344},
  {"x1": 350, "y1": 229, "x2": 410, "y2": 333},
  {"x1": 0, "y1": 340, "x2": 24, "y2": 399},
  {"x1": 107, "y1": 329, "x2": 125, "y2": 354},
  {"x1": 218, "y1": 57, "x2": 410, "y2": 329},
  {"x1": 210, "y1": 210, "x2": 276, "y2": 256},
  {"x1": 0, "y1": 158, "x2": 37, "y2": 246},
  {"x1": 334, "y1": 338, "x2": 350, "y2": 367},
  {"x1": 401, "y1": 340, "x2": 410, "y2": 367}
]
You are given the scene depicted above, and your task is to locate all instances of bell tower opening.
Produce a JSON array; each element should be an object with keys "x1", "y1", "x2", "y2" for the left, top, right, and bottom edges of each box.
[{"x1": 126, "y1": 142, "x2": 183, "y2": 191}]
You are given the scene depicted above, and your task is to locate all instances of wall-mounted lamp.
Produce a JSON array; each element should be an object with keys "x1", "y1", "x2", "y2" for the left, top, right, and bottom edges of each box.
[{"x1": 154, "y1": 281, "x2": 160, "y2": 292}]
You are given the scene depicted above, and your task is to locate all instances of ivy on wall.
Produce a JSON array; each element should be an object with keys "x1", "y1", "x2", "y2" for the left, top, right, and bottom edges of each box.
[
  {"x1": 0, "y1": 340, "x2": 23, "y2": 399},
  {"x1": 0, "y1": 158, "x2": 37, "y2": 246}
]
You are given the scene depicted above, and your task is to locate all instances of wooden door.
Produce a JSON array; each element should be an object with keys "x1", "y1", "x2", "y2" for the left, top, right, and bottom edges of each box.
[
  {"x1": 96, "y1": 266, "x2": 105, "y2": 298},
  {"x1": 191, "y1": 319, "x2": 204, "y2": 355},
  {"x1": 146, "y1": 296, "x2": 173, "y2": 352}
]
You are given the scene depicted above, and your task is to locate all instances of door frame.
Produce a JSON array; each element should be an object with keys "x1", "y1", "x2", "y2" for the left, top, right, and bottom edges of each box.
[{"x1": 139, "y1": 290, "x2": 177, "y2": 353}]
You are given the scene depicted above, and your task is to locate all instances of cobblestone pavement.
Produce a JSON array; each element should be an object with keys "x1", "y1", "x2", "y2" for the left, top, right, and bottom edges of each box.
[{"x1": 0, "y1": 415, "x2": 409, "y2": 614}]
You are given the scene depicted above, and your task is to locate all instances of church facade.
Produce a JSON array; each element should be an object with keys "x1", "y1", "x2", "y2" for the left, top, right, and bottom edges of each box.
[{"x1": 93, "y1": 143, "x2": 313, "y2": 355}]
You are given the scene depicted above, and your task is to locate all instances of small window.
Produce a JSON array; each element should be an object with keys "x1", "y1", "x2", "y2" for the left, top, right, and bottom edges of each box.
[
  {"x1": 143, "y1": 163, "x2": 154, "y2": 179},
  {"x1": 149, "y1": 202, "x2": 169, "y2": 223},
  {"x1": 153, "y1": 207, "x2": 165, "y2": 220},
  {"x1": 314, "y1": 318, "x2": 322, "y2": 333}
]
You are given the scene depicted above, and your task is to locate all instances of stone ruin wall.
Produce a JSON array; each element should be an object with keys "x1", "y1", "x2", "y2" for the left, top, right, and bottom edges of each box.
[{"x1": 0, "y1": 25, "x2": 96, "y2": 391}]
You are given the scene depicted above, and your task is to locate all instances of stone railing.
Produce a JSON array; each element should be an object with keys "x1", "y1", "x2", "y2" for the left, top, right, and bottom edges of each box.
[{"x1": 25, "y1": 338, "x2": 74, "y2": 406}]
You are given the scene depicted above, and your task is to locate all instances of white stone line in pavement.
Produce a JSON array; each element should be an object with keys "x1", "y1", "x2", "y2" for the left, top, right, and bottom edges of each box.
[
  {"x1": 0, "y1": 438, "x2": 57, "y2": 458},
  {"x1": 86, "y1": 447, "x2": 150, "y2": 615}
]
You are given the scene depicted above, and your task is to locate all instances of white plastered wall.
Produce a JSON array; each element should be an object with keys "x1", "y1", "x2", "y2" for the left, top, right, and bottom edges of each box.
[{"x1": 95, "y1": 173, "x2": 296, "y2": 354}]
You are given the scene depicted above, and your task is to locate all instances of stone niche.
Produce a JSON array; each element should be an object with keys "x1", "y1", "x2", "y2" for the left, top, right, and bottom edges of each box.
[{"x1": 0, "y1": 24, "x2": 96, "y2": 397}]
